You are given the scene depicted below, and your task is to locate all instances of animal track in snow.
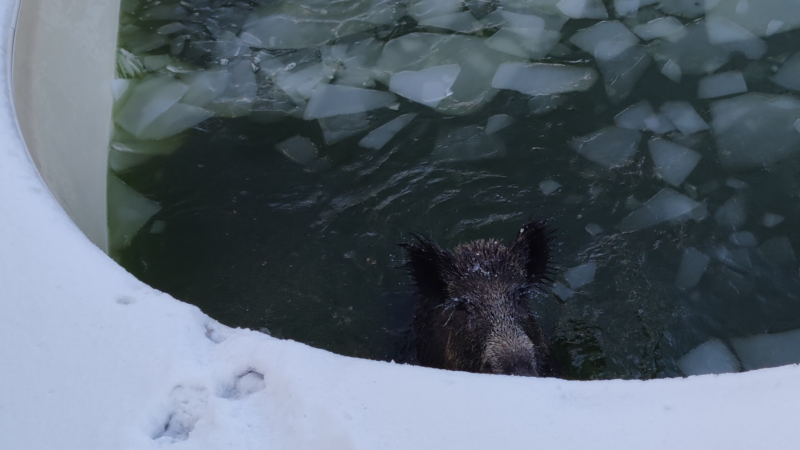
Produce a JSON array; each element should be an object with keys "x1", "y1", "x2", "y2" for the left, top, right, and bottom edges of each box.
[
  {"x1": 219, "y1": 370, "x2": 265, "y2": 399},
  {"x1": 152, "y1": 385, "x2": 209, "y2": 443}
]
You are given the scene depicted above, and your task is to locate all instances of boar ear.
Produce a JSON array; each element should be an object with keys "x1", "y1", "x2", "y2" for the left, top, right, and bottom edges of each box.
[
  {"x1": 400, "y1": 233, "x2": 453, "y2": 301},
  {"x1": 511, "y1": 219, "x2": 554, "y2": 284}
]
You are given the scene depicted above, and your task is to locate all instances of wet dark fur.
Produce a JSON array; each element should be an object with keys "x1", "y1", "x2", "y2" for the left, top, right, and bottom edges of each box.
[{"x1": 401, "y1": 220, "x2": 557, "y2": 377}]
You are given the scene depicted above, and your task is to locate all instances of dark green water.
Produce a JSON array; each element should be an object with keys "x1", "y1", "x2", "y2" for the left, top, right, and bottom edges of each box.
[{"x1": 114, "y1": 0, "x2": 800, "y2": 379}]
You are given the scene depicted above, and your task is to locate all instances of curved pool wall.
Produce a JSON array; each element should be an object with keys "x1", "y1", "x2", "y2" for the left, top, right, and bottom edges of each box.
[{"x1": 2, "y1": 0, "x2": 800, "y2": 448}]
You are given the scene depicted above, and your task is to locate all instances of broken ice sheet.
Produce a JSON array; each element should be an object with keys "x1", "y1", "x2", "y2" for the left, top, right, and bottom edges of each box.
[
  {"x1": 569, "y1": 21, "x2": 638, "y2": 60},
  {"x1": 492, "y1": 62, "x2": 598, "y2": 96},
  {"x1": 564, "y1": 262, "x2": 597, "y2": 289},
  {"x1": 108, "y1": 175, "x2": 161, "y2": 253},
  {"x1": 485, "y1": 28, "x2": 562, "y2": 60},
  {"x1": 303, "y1": 84, "x2": 396, "y2": 120},
  {"x1": 318, "y1": 113, "x2": 373, "y2": 145},
  {"x1": 659, "y1": 101, "x2": 708, "y2": 135},
  {"x1": 570, "y1": 126, "x2": 641, "y2": 169},
  {"x1": 595, "y1": 45, "x2": 651, "y2": 103},
  {"x1": 614, "y1": 100, "x2": 655, "y2": 131},
  {"x1": 711, "y1": 93, "x2": 800, "y2": 170},
  {"x1": 770, "y1": 52, "x2": 800, "y2": 93},
  {"x1": 408, "y1": 0, "x2": 463, "y2": 22},
  {"x1": 432, "y1": 125, "x2": 506, "y2": 161},
  {"x1": 644, "y1": 113, "x2": 676, "y2": 134},
  {"x1": 677, "y1": 339, "x2": 740, "y2": 376},
  {"x1": 675, "y1": 247, "x2": 710, "y2": 290},
  {"x1": 715, "y1": 196, "x2": 746, "y2": 229},
  {"x1": 275, "y1": 135, "x2": 317, "y2": 165},
  {"x1": 618, "y1": 188, "x2": 702, "y2": 232},
  {"x1": 698, "y1": 71, "x2": 748, "y2": 99},
  {"x1": 648, "y1": 138, "x2": 701, "y2": 187},
  {"x1": 114, "y1": 76, "x2": 188, "y2": 138},
  {"x1": 706, "y1": 0, "x2": 800, "y2": 38},
  {"x1": 358, "y1": 113, "x2": 417, "y2": 149},
  {"x1": 732, "y1": 328, "x2": 800, "y2": 370},
  {"x1": 419, "y1": 12, "x2": 485, "y2": 33},
  {"x1": 758, "y1": 236, "x2": 796, "y2": 266},
  {"x1": 376, "y1": 33, "x2": 518, "y2": 115},
  {"x1": 632, "y1": 16, "x2": 687, "y2": 42},
  {"x1": 389, "y1": 64, "x2": 461, "y2": 108},
  {"x1": 556, "y1": 0, "x2": 608, "y2": 19}
]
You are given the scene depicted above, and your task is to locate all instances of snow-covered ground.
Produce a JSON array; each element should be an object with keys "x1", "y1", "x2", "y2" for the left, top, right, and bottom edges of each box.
[{"x1": 3, "y1": 0, "x2": 800, "y2": 448}]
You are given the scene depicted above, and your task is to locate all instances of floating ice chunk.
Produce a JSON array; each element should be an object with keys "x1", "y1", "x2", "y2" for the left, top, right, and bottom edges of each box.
[
  {"x1": 485, "y1": 115, "x2": 515, "y2": 135},
  {"x1": 711, "y1": 93, "x2": 800, "y2": 170},
  {"x1": 758, "y1": 236, "x2": 796, "y2": 266},
  {"x1": 110, "y1": 79, "x2": 131, "y2": 102},
  {"x1": 725, "y1": 177, "x2": 747, "y2": 189},
  {"x1": 706, "y1": 0, "x2": 800, "y2": 38},
  {"x1": 571, "y1": 126, "x2": 641, "y2": 169},
  {"x1": 157, "y1": 22, "x2": 185, "y2": 35},
  {"x1": 675, "y1": 247, "x2": 710, "y2": 290},
  {"x1": 115, "y1": 76, "x2": 189, "y2": 138},
  {"x1": 585, "y1": 223, "x2": 604, "y2": 236},
  {"x1": 614, "y1": 0, "x2": 658, "y2": 17},
  {"x1": 614, "y1": 101, "x2": 655, "y2": 130},
  {"x1": 732, "y1": 328, "x2": 800, "y2": 370},
  {"x1": 660, "y1": 59, "x2": 682, "y2": 83},
  {"x1": 466, "y1": 0, "x2": 492, "y2": 18},
  {"x1": 108, "y1": 175, "x2": 161, "y2": 252},
  {"x1": 625, "y1": 195, "x2": 643, "y2": 210},
  {"x1": 274, "y1": 63, "x2": 335, "y2": 104},
  {"x1": 358, "y1": 113, "x2": 417, "y2": 149},
  {"x1": 564, "y1": 262, "x2": 597, "y2": 289},
  {"x1": 181, "y1": 69, "x2": 231, "y2": 107},
  {"x1": 556, "y1": 0, "x2": 608, "y2": 19},
  {"x1": 698, "y1": 71, "x2": 748, "y2": 99},
  {"x1": 495, "y1": 10, "x2": 547, "y2": 30},
  {"x1": 138, "y1": 103, "x2": 214, "y2": 140},
  {"x1": 618, "y1": 188, "x2": 702, "y2": 232},
  {"x1": 644, "y1": 113, "x2": 676, "y2": 134},
  {"x1": 539, "y1": 179, "x2": 562, "y2": 195},
  {"x1": 677, "y1": 339, "x2": 740, "y2": 376},
  {"x1": 304, "y1": 85, "x2": 396, "y2": 120},
  {"x1": 633, "y1": 17, "x2": 687, "y2": 41},
  {"x1": 432, "y1": 125, "x2": 507, "y2": 161},
  {"x1": 714, "y1": 244, "x2": 752, "y2": 270},
  {"x1": 275, "y1": 135, "x2": 317, "y2": 165},
  {"x1": 659, "y1": 101, "x2": 708, "y2": 135},
  {"x1": 143, "y1": 55, "x2": 171, "y2": 72},
  {"x1": 715, "y1": 196, "x2": 746, "y2": 229},
  {"x1": 762, "y1": 213, "x2": 785, "y2": 228},
  {"x1": 409, "y1": 0, "x2": 463, "y2": 22},
  {"x1": 492, "y1": 62, "x2": 598, "y2": 96},
  {"x1": 770, "y1": 52, "x2": 800, "y2": 93},
  {"x1": 648, "y1": 138, "x2": 701, "y2": 186},
  {"x1": 569, "y1": 21, "x2": 639, "y2": 60},
  {"x1": 389, "y1": 65, "x2": 461, "y2": 108},
  {"x1": 318, "y1": 113, "x2": 373, "y2": 145},
  {"x1": 485, "y1": 28, "x2": 562, "y2": 60},
  {"x1": 551, "y1": 282, "x2": 574, "y2": 300},
  {"x1": 420, "y1": 12, "x2": 485, "y2": 33},
  {"x1": 729, "y1": 231, "x2": 757, "y2": 247},
  {"x1": 596, "y1": 46, "x2": 651, "y2": 102},
  {"x1": 206, "y1": 60, "x2": 258, "y2": 118},
  {"x1": 238, "y1": 32, "x2": 263, "y2": 48}
]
